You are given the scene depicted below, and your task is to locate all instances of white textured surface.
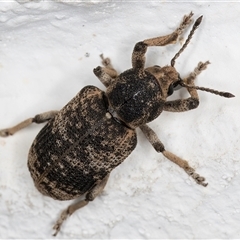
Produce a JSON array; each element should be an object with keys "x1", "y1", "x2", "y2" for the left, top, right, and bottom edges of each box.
[{"x1": 0, "y1": 1, "x2": 240, "y2": 238}]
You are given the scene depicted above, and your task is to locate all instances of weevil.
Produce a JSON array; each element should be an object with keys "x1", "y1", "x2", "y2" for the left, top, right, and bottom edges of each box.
[{"x1": 0, "y1": 12, "x2": 234, "y2": 236}]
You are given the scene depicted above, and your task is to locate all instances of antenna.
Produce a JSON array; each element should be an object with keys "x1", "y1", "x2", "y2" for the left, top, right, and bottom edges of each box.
[
  {"x1": 179, "y1": 81, "x2": 235, "y2": 98},
  {"x1": 171, "y1": 15, "x2": 203, "y2": 67}
]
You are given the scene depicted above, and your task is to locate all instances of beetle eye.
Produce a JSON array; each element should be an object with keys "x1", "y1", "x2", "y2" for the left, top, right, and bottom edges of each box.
[
  {"x1": 167, "y1": 84, "x2": 174, "y2": 96},
  {"x1": 173, "y1": 81, "x2": 180, "y2": 88},
  {"x1": 171, "y1": 75, "x2": 183, "y2": 91}
]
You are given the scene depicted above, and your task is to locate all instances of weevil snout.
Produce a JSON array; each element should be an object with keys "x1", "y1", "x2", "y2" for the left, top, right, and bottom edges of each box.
[{"x1": 146, "y1": 65, "x2": 180, "y2": 97}]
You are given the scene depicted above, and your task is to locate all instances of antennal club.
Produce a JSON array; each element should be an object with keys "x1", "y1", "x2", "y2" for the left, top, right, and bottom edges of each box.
[{"x1": 171, "y1": 15, "x2": 203, "y2": 67}]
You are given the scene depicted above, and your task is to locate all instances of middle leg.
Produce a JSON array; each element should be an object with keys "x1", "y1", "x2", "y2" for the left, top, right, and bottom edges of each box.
[{"x1": 140, "y1": 124, "x2": 208, "y2": 187}]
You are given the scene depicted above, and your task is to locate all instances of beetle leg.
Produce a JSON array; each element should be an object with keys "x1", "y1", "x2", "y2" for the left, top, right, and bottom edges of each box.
[
  {"x1": 93, "y1": 66, "x2": 115, "y2": 88},
  {"x1": 164, "y1": 61, "x2": 210, "y2": 112},
  {"x1": 144, "y1": 11, "x2": 194, "y2": 46},
  {"x1": 100, "y1": 54, "x2": 118, "y2": 78},
  {"x1": 93, "y1": 54, "x2": 118, "y2": 88},
  {"x1": 140, "y1": 124, "x2": 208, "y2": 187},
  {"x1": 132, "y1": 12, "x2": 194, "y2": 70},
  {"x1": 0, "y1": 110, "x2": 58, "y2": 137},
  {"x1": 53, "y1": 174, "x2": 109, "y2": 236},
  {"x1": 52, "y1": 200, "x2": 88, "y2": 237}
]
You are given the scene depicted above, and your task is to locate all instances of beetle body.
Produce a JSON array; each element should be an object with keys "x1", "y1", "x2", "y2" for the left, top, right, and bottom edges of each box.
[
  {"x1": 28, "y1": 65, "x2": 171, "y2": 200},
  {"x1": 0, "y1": 13, "x2": 234, "y2": 236},
  {"x1": 28, "y1": 85, "x2": 137, "y2": 200}
]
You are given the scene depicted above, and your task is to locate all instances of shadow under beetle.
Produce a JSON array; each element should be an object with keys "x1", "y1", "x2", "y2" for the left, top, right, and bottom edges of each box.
[{"x1": 0, "y1": 12, "x2": 234, "y2": 236}]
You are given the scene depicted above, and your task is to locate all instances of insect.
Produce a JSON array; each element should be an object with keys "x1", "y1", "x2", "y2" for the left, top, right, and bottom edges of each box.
[{"x1": 0, "y1": 12, "x2": 234, "y2": 236}]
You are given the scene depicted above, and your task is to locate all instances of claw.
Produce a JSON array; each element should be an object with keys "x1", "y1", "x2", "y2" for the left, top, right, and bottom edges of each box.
[
  {"x1": 182, "y1": 11, "x2": 194, "y2": 26},
  {"x1": 186, "y1": 167, "x2": 208, "y2": 187},
  {"x1": 197, "y1": 61, "x2": 210, "y2": 72},
  {"x1": 0, "y1": 129, "x2": 12, "y2": 137},
  {"x1": 177, "y1": 11, "x2": 194, "y2": 35},
  {"x1": 100, "y1": 54, "x2": 111, "y2": 67},
  {"x1": 52, "y1": 209, "x2": 70, "y2": 236}
]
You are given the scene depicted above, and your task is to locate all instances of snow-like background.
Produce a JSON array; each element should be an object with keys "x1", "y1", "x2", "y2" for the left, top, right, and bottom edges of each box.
[{"x1": 0, "y1": 1, "x2": 240, "y2": 238}]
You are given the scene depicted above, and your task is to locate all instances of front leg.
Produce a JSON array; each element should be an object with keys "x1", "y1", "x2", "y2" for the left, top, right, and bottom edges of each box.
[
  {"x1": 164, "y1": 61, "x2": 210, "y2": 112},
  {"x1": 93, "y1": 54, "x2": 118, "y2": 88},
  {"x1": 132, "y1": 12, "x2": 194, "y2": 70},
  {"x1": 100, "y1": 54, "x2": 118, "y2": 78},
  {"x1": 140, "y1": 124, "x2": 208, "y2": 187}
]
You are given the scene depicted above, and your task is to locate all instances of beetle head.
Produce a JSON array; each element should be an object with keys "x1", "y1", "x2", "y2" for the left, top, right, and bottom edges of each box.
[
  {"x1": 145, "y1": 65, "x2": 180, "y2": 98},
  {"x1": 145, "y1": 14, "x2": 234, "y2": 99}
]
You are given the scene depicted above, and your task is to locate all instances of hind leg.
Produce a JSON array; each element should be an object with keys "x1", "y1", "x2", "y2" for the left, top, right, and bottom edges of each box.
[
  {"x1": 0, "y1": 110, "x2": 58, "y2": 137},
  {"x1": 53, "y1": 174, "x2": 110, "y2": 236}
]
